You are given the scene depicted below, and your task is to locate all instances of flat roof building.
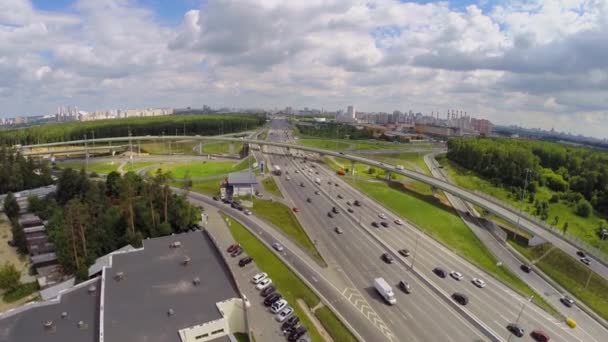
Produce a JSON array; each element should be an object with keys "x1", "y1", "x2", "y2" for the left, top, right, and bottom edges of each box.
[{"x1": 226, "y1": 171, "x2": 257, "y2": 197}]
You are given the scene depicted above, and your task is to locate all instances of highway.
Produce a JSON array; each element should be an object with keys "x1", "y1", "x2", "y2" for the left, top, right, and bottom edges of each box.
[{"x1": 260, "y1": 118, "x2": 604, "y2": 342}]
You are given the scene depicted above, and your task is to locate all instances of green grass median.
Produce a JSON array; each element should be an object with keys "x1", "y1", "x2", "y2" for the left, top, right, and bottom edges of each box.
[
  {"x1": 251, "y1": 199, "x2": 326, "y2": 267},
  {"x1": 224, "y1": 215, "x2": 357, "y2": 342},
  {"x1": 261, "y1": 177, "x2": 282, "y2": 198}
]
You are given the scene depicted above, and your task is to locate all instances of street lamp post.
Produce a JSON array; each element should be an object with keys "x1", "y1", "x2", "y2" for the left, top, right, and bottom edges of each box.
[
  {"x1": 411, "y1": 231, "x2": 420, "y2": 270},
  {"x1": 508, "y1": 296, "x2": 533, "y2": 342},
  {"x1": 517, "y1": 168, "x2": 532, "y2": 227}
]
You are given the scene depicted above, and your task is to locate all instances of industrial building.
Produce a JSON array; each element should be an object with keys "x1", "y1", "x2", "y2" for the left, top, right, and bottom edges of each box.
[{"x1": 226, "y1": 171, "x2": 257, "y2": 198}]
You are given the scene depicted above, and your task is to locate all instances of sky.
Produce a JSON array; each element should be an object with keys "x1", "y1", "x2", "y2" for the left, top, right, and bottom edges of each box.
[{"x1": 1, "y1": 0, "x2": 608, "y2": 138}]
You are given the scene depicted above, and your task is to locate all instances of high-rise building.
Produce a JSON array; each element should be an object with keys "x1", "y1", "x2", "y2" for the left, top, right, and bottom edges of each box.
[{"x1": 347, "y1": 105, "x2": 355, "y2": 119}]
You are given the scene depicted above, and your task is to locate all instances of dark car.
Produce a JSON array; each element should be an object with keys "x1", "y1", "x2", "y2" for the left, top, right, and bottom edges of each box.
[
  {"x1": 281, "y1": 316, "x2": 300, "y2": 332},
  {"x1": 300, "y1": 182, "x2": 305, "y2": 187},
  {"x1": 398, "y1": 249, "x2": 410, "y2": 257},
  {"x1": 399, "y1": 280, "x2": 411, "y2": 293},
  {"x1": 238, "y1": 256, "x2": 253, "y2": 267},
  {"x1": 264, "y1": 293, "x2": 282, "y2": 306},
  {"x1": 506, "y1": 323, "x2": 524, "y2": 337},
  {"x1": 530, "y1": 330, "x2": 550, "y2": 342},
  {"x1": 347, "y1": 208, "x2": 354, "y2": 213},
  {"x1": 381, "y1": 253, "x2": 394, "y2": 264},
  {"x1": 576, "y1": 250, "x2": 586, "y2": 258},
  {"x1": 353, "y1": 200, "x2": 361, "y2": 206},
  {"x1": 337, "y1": 194, "x2": 343, "y2": 199},
  {"x1": 560, "y1": 296, "x2": 575, "y2": 307},
  {"x1": 261, "y1": 285, "x2": 276, "y2": 297},
  {"x1": 227, "y1": 244, "x2": 239, "y2": 253},
  {"x1": 327, "y1": 212, "x2": 334, "y2": 218},
  {"x1": 212, "y1": 196, "x2": 219, "y2": 201},
  {"x1": 380, "y1": 221, "x2": 389, "y2": 228},
  {"x1": 334, "y1": 183, "x2": 339, "y2": 187},
  {"x1": 371, "y1": 221, "x2": 379, "y2": 228},
  {"x1": 433, "y1": 267, "x2": 447, "y2": 278},
  {"x1": 288, "y1": 326, "x2": 307, "y2": 341},
  {"x1": 452, "y1": 292, "x2": 468, "y2": 305},
  {"x1": 306, "y1": 198, "x2": 311, "y2": 203},
  {"x1": 332, "y1": 207, "x2": 339, "y2": 214},
  {"x1": 520, "y1": 264, "x2": 532, "y2": 273},
  {"x1": 231, "y1": 201, "x2": 240, "y2": 209},
  {"x1": 230, "y1": 247, "x2": 243, "y2": 257}
]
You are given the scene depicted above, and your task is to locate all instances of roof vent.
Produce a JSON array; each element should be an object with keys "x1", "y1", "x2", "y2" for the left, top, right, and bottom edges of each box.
[
  {"x1": 170, "y1": 241, "x2": 182, "y2": 248},
  {"x1": 182, "y1": 256, "x2": 191, "y2": 265},
  {"x1": 88, "y1": 285, "x2": 97, "y2": 294},
  {"x1": 193, "y1": 277, "x2": 201, "y2": 286},
  {"x1": 167, "y1": 308, "x2": 175, "y2": 316},
  {"x1": 114, "y1": 272, "x2": 125, "y2": 281},
  {"x1": 43, "y1": 320, "x2": 54, "y2": 329},
  {"x1": 77, "y1": 320, "x2": 87, "y2": 330},
  {"x1": 61, "y1": 312, "x2": 68, "y2": 319}
]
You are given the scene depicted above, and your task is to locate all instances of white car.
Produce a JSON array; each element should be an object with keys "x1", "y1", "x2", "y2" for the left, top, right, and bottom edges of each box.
[
  {"x1": 286, "y1": 176, "x2": 291, "y2": 181},
  {"x1": 272, "y1": 242, "x2": 284, "y2": 252},
  {"x1": 271, "y1": 299, "x2": 288, "y2": 313},
  {"x1": 472, "y1": 278, "x2": 486, "y2": 288},
  {"x1": 256, "y1": 278, "x2": 273, "y2": 290},
  {"x1": 252, "y1": 272, "x2": 268, "y2": 284},
  {"x1": 450, "y1": 271, "x2": 463, "y2": 281},
  {"x1": 276, "y1": 306, "x2": 295, "y2": 322},
  {"x1": 378, "y1": 213, "x2": 387, "y2": 220},
  {"x1": 244, "y1": 209, "x2": 252, "y2": 215},
  {"x1": 394, "y1": 219, "x2": 403, "y2": 225}
]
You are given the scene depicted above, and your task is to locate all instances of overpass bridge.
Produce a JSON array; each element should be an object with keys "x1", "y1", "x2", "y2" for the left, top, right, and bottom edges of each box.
[{"x1": 18, "y1": 135, "x2": 608, "y2": 276}]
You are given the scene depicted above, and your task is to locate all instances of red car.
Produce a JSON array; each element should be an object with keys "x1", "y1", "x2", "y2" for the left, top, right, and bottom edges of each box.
[
  {"x1": 227, "y1": 244, "x2": 240, "y2": 253},
  {"x1": 292, "y1": 207, "x2": 299, "y2": 213}
]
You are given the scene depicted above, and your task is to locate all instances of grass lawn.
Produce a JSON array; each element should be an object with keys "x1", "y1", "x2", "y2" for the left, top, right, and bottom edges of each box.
[
  {"x1": 147, "y1": 158, "x2": 251, "y2": 179},
  {"x1": 122, "y1": 161, "x2": 159, "y2": 172},
  {"x1": 2, "y1": 282, "x2": 39, "y2": 303},
  {"x1": 369, "y1": 152, "x2": 431, "y2": 175},
  {"x1": 261, "y1": 177, "x2": 282, "y2": 198},
  {"x1": 139, "y1": 141, "x2": 199, "y2": 155},
  {"x1": 181, "y1": 178, "x2": 224, "y2": 196},
  {"x1": 299, "y1": 138, "x2": 351, "y2": 151},
  {"x1": 437, "y1": 156, "x2": 608, "y2": 255},
  {"x1": 346, "y1": 177, "x2": 559, "y2": 316},
  {"x1": 510, "y1": 240, "x2": 608, "y2": 320},
  {"x1": 225, "y1": 215, "x2": 357, "y2": 342},
  {"x1": 251, "y1": 199, "x2": 326, "y2": 267},
  {"x1": 202, "y1": 142, "x2": 244, "y2": 154},
  {"x1": 58, "y1": 160, "x2": 120, "y2": 174},
  {"x1": 233, "y1": 333, "x2": 250, "y2": 342}
]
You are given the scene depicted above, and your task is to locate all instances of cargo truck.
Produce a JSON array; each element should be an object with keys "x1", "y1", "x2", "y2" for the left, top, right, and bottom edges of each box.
[{"x1": 374, "y1": 277, "x2": 396, "y2": 305}]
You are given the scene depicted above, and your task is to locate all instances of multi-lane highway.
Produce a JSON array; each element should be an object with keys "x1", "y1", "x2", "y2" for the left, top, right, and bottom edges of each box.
[{"x1": 258, "y1": 118, "x2": 605, "y2": 342}]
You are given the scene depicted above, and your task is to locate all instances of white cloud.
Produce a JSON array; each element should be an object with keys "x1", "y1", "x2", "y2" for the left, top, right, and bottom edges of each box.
[{"x1": 1, "y1": 0, "x2": 608, "y2": 138}]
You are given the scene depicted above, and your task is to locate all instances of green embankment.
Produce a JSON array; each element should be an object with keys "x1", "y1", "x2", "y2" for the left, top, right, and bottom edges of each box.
[
  {"x1": 224, "y1": 215, "x2": 357, "y2": 342},
  {"x1": 510, "y1": 240, "x2": 608, "y2": 320},
  {"x1": 251, "y1": 199, "x2": 325, "y2": 266},
  {"x1": 298, "y1": 139, "x2": 351, "y2": 151},
  {"x1": 147, "y1": 158, "x2": 252, "y2": 179},
  {"x1": 261, "y1": 177, "x2": 282, "y2": 198}
]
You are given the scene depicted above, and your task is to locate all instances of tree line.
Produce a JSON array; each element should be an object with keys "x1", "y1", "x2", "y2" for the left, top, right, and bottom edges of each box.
[
  {"x1": 296, "y1": 122, "x2": 373, "y2": 139},
  {"x1": 19, "y1": 168, "x2": 200, "y2": 280},
  {"x1": 0, "y1": 114, "x2": 266, "y2": 146},
  {"x1": 447, "y1": 138, "x2": 608, "y2": 218},
  {"x1": 0, "y1": 146, "x2": 53, "y2": 194}
]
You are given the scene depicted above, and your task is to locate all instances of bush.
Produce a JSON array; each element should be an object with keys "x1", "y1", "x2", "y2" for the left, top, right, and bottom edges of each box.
[
  {"x1": 549, "y1": 194, "x2": 560, "y2": 203},
  {"x1": 576, "y1": 199, "x2": 592, "y2": 218},
  {"x1": 0, "y1": 263, "x2": 21, "y2": 291},
  {"x1": 2, "y1": 192, "x2": 20, "y2": 220}
]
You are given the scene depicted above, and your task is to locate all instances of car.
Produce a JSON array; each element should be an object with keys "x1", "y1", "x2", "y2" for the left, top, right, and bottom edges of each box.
[
  {"x1": 252, "y1": 272, "x2": 268, "y2": 284},
  {"x1": 520, "y1": 264, "x2": 532, "y2": 273},
  {"x1": 212, "y1": 196, "x2": 219, "y2": 201},
  {"x1": 328, "y1": 181, "x2": 332, "y2": 185},
  {"x1": 286, "y1": 176, "x2": 291, "y2": 181},
  {"x1": 471, "y1": 278, "x2": 486, "y2": 288},
  {"x1": 295, "y1": 170, "x2": 299, "y2": 173},
  {"x1": 334, "y1": 227, "x2": 343, "y2": 234},
  {"x1": 580, "y1": 257, "x2": 591, "y2": 265},
  {"x1": 346, "y1": 201, "x2": 351, "y2": 206},
  {"x1": 264, "y1": 293, "x2": 282, "y2": 306},
  {"x1": 244, "y1": 209, "x2": 252, "y2": 215},
  {"x1": 328, "y1": 212, "x2": 334, "y2": 218},
  {"x1": 227, "y1": 244, "x2": 240, "y2": 253},
  {"x1": 314, "y1": 190, "x2": 320, "y2": 195},
  {"x1": 300, "y1": 182, "x2": 305, "y2": 187},
  {"x1": 281, "y1": 316, "x2": 300, "y2": 332},
  {"x1": 560, "y1": 296, "x2": 575, "y2": 307},
  {"x1": 288, "y1": 326, "x2": 307, "y2": 341},
  {"x1": 272, "y1": 242, "x2": 284, "y2": 252},
  {"x1": 353, "y1": 200, "x2": 361, "y2": 206},
  {"x1": 398, "y1": 249, "x2": 410, "y2": 257},
  {"x1": 371, "y1": 221, "x2": 379, "y2": 228},
  {"x1": 506, "y1": 323, "x2": 525, "y2": 338},
  {"x1": 399, "y1": 280, "x2": 411, "y2": 293},
  {"x1": 347, "y1": 208, "x2": 354, "y2": 213},
  {"x1": 306, "y1": 197, "x2": 311, "y2": 203},
  {"x1": 530, "y1": 329, "x2": 550, "y2": 342},
  {"x1": 378, "y1": 213, "x2": 387, "y2": 220},
  {"x1": 381, "y1": 253, "x2": 394, "y2": 264},
  {"x1": 394, "y1": 219, "x2": 403, "y2": 225},
  {"x1": 231, "y1": 202, "x2": 241, "y2": 209},
  {"x1": 231, "y1": 247, "x2": 243, "y2": 257},
  {"x1": 380, "y1": 221, "x2": 389, "y2": 228},
  {"x1": 334, "y1": 183, "x2": 339, "y2": 187},
  {"x1": 450, "y1": 271, "x2": 463, "y2": 281},
  {"x1": 433, "y1": 267, "x2": 447, "y2": 278},
  {"x1": 260, "y1": 285, "x2": 276, "y2": 297},
  {"x1": 337, "y1": 194, "x2": 343, "y2": 199},
  {"x1": 452, "y1": 292, "x2": 468, "y2": 305},
  {"x1": 276, "y1": 306, "x2": 295, "y2": 322},
  {"x1": 256, "y1": 278, "x2": 273, "y2": 290},
  {"x1": 332, "y1": 207, "x2": 339, "y2": 214},
  {"x1": 292, "y1": 207, "x2": 300, "y2": 213},
  {"x1": 238, "y1": 256, "x2": 253, "y2": 267},
  {"x1": 271, "y1": 299, "x2": 288, "y2": 313},
  {"x1": 576, "y1": 250, "x2": 586, "y2": 258}
]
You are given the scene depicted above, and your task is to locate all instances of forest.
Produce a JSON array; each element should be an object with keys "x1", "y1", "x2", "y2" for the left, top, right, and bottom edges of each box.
[
  {"x1": 5, "y1": 168, "x2": 199, "y2": 280},
  {"x1": 447, "y1": 138, "x2": 608, "y2": 217},
  {"x1": 0, "y1": 147, "x2": 53, "y2": 193},
  {"x1": 296, "y1": 122, "x2": 373, "y2": 139},
  {"x1": 0, "y1": 113, "x2": 266, "y2": 145}
]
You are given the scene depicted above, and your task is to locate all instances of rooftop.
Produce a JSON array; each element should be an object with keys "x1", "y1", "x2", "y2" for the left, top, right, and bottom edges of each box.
[
  {"x1": 227, "y1": 171, "x2": 257, "y2": 185},
  {"x1": 102, "y1": 230, "x2": 240, "y2": 342},
  {"x1": 0, "y1": 278, "x2": 100, "y2": 342}
]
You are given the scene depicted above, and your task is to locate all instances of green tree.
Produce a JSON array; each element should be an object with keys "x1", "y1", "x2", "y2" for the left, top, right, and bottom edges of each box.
[
  {"x1": 575, "y1": 199, "x2": 592, "y2": 218},
  {"x1": 562, "y1": 222, "x2": 569, "y2": 234},
  {"x1": 0, "y1": 263, "x2": 20, "y2": 291},
  {"x1": 3, "y1": 192, "x2": 20, "y2": 220},
  {"x1": 105, "y1": 171, "x2": 122, "y2": 198}
]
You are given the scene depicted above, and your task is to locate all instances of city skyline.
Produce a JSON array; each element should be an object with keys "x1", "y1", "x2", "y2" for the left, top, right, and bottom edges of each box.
[{"x1": 1, "y1": 0, "x2": 607, "y2": 138}]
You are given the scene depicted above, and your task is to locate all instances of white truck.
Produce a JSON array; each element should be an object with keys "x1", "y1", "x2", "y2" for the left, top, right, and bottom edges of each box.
[
  {"x1": 314, "y1": 177, "x2": 321, "y2": 185},
  {"x1": 374, "y1": 277, "x2": 396, "y2": 305},
  {"x1": 395, "y1": 165, "x2": 405, "y2": 170}
]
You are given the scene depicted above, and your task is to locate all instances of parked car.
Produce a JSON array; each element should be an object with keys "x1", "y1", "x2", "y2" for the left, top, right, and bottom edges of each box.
[
  {"x1": 227, "y1": 244, "x2": 240, "y2": 253},
  {"x1": 450, "y1": 271, "x2": 463, "y2": 281},
  {"x1": 238, "y1": 256, "x2": 253, "y2": 267},
  {"x1": 452, "y1": 292, "x2": 468, "y2": 305},
  {"x1": 231, "y1": 247, "x2": 243, "y2": 257},
  {"x1": 433, "y1": 267, "x2": 447, "y2": 278},
  {"x1": 252, "y1": 272, "x2": 268, "y2": 284},
  {"x1": 256, "y1": 278, "x2": 273, "y2": 290},
  {"x1": 398, "y1": 249, "x2": 410, "y2": 257},
  {"x1": 471, "y1": 278, "x2": 486, "y2": 288},
  {"x1": 530, "y1": 329, "x2": 550, "y2": 342},
  {"x1": 281, "y1": 316, "x2": 300, "y2": 332},
  {"x1": 506, "y1": 323, "x2": 524, "y2": 338},
  {"x1": 520, "y1": 264, "x2": 532, "y2": 273},
  {"x1": 271, "y1": 299, "x2": 288, "y2": 313},
  {"x1": 560, "y1": 296, "x2": 575, "y2": 307},
  {"x1": 272, "y1": 242, "x2": 284, "y2": 252},
  {"x1": 276, "y1": 306, "x2": 295, "y2": 322},
  {"x1": 288, "y1": 326, "x2": 307, "y2": 341},
  {"x1": 399, "y1": 280, "x2": 411, "y2": 293},
  {"x1": 381, "y1": 253, "x2": 394, "y2": 264},
  {"x1": 264, "y1": 293, "x2": 282, "y2": 306},
  {"x1": 260, "y1": 285, "x2": 276, "y2": 297}
]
